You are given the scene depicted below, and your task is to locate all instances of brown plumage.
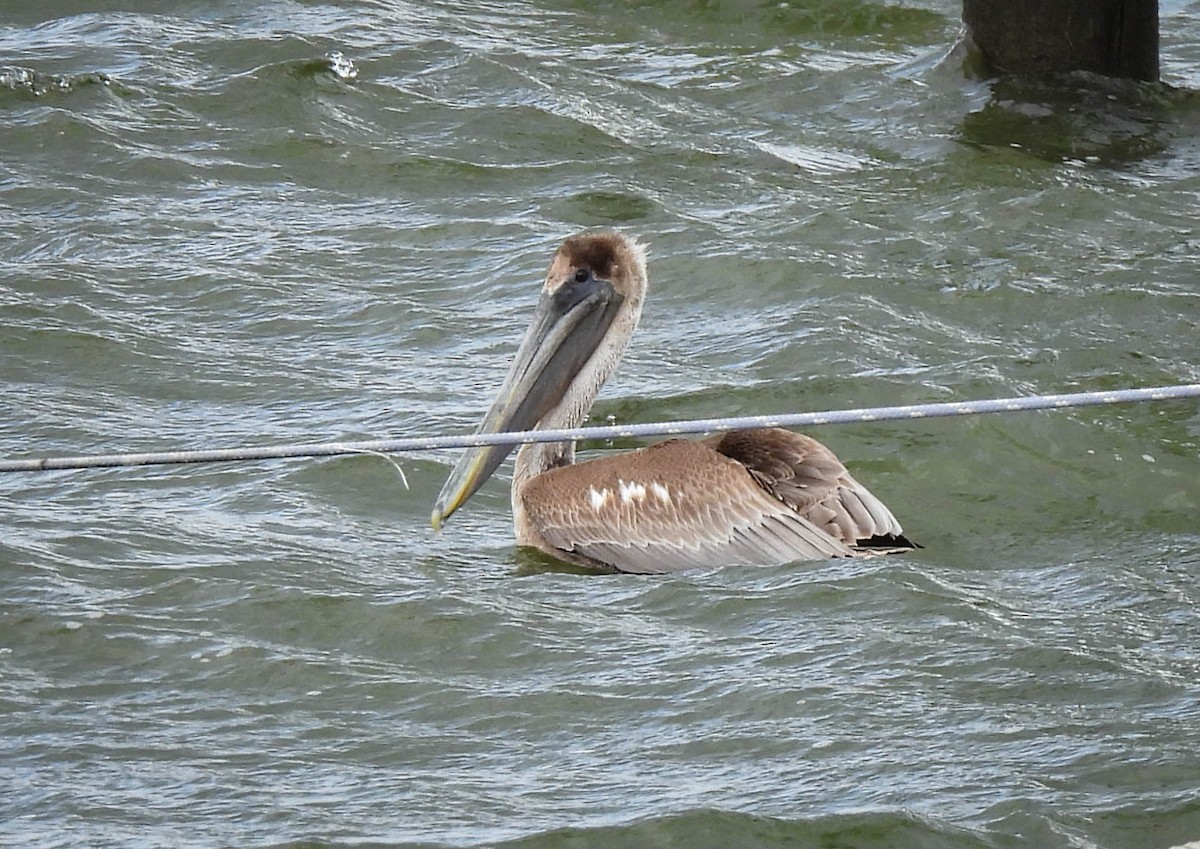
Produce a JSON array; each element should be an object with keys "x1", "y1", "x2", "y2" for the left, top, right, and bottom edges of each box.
[
  {"x1": 432, "y1": 231, "x2": 918, "y2": 573},
  {"x1": 521, "y1": 430, "x2": 915, "y2": 573}
]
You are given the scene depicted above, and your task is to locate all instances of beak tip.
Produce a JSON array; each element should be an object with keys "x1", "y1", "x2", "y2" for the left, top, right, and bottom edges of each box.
[{"x1": 430, "y1": 508, "x2": 445, "y2": 532}]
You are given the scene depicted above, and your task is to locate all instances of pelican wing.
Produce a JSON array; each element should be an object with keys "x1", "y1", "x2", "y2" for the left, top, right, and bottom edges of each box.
[
  {"x1": 705, "y1": 429, "x2": 912, "y2": 548},
  {"x1": 518, "y1": 436, "x2": 857, "y2": 574}
]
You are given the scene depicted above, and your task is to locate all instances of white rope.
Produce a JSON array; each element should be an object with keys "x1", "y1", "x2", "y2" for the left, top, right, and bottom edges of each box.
[{"x1": 1, "y1": 383, "x2": 1197, "y2": 473}]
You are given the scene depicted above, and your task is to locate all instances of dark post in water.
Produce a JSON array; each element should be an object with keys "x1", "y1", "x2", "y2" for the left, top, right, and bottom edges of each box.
[{"x1": 962, "y1": 0, "x2": 1159, "y2": 81}]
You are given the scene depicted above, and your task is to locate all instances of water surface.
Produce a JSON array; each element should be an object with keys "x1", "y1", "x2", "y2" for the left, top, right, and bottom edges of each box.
[{"x1": 2, "y1": 2, "x2": 1199, "y2": 847}]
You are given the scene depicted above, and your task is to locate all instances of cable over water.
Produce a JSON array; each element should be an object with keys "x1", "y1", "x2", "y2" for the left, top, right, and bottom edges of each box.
[{"x1": 1, "y1": 384, "x2": 1197, "y2": 473}]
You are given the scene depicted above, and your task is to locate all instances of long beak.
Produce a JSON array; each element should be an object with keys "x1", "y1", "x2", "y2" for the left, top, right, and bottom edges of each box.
[{"x1": 431, "y1": 273, "x2": 624, "y2": 530}]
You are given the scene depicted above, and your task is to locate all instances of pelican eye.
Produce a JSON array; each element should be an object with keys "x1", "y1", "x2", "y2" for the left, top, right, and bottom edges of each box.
[{"x1": 552, "y1": 264, "x2": 613, "y2": 314}]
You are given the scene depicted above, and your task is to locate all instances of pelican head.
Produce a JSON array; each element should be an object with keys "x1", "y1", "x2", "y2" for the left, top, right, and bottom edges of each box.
[{"x1": 432, "y1": 232, "x2": 648, "y2": 530}]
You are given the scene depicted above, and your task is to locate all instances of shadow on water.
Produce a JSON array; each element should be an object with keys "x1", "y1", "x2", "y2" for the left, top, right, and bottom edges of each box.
[
  {"x1": 264, "y1": 799, "x2": 1200, "y2": 848},
  {"x1": 484, "y1": 809, "x2": 1000, "y2": 849},
  {"x1": 511, "y1": 546, "x2": 615, "y2": 577},
  {"x1": 266, "y1": 809, "x2": 1009, "y2": 849},
  {"x1": 544, "y1": 0, "x2": 947, "y2": 44},
  {"x1": 957, "y1": 66, "x2": 1198, "y2": 165}
]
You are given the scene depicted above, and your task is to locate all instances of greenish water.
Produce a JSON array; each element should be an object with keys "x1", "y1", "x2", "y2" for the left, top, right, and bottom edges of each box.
[{"x1": 2, "y1": 2, "x2": 1199, "y2": 847}]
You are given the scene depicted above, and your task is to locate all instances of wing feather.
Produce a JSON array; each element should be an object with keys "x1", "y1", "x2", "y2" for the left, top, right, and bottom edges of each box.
[{"x1": 707, "y1": 429, "x2": 914, "y2": 547}]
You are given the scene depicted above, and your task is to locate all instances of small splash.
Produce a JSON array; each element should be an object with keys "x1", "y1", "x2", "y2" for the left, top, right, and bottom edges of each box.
[
  {"x1": 325, "y1": 51, "x2": 358, "y2": 81},
  {"x1": 0, "y1": 66, "x2": 35, "y2": 89},
  {"x1": 0, "y1": 65, "x2": 111, "y2": 96}
]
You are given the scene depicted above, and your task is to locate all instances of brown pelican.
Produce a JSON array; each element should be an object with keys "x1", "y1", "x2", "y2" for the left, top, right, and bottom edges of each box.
[{"x1": 431, "y1": 232, "x2": 917, "y2": 573}]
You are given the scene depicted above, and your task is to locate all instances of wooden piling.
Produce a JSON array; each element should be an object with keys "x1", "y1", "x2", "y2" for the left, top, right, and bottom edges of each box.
[{"x1": 962, "y1": 0, "x2": 1159, "y2": 82}]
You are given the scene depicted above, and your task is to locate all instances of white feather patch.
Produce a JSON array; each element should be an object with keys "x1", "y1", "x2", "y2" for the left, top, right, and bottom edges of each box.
[
  {"x1": 588, "y1": 487, "x2": 611, "y2": 512},
  {"x1": 617, "y1": 479, "x2": 646, "y2": 503}
]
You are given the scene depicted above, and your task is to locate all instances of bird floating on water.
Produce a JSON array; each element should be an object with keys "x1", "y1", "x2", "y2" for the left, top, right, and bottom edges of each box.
[{"x1": 431, "y1": 232, "x2": 917, "y2": 573}]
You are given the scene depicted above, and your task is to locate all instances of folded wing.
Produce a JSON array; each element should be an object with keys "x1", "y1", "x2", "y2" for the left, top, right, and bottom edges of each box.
[{"x1": 520, "y1": 429, "x2": 913, "y2": 574}]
